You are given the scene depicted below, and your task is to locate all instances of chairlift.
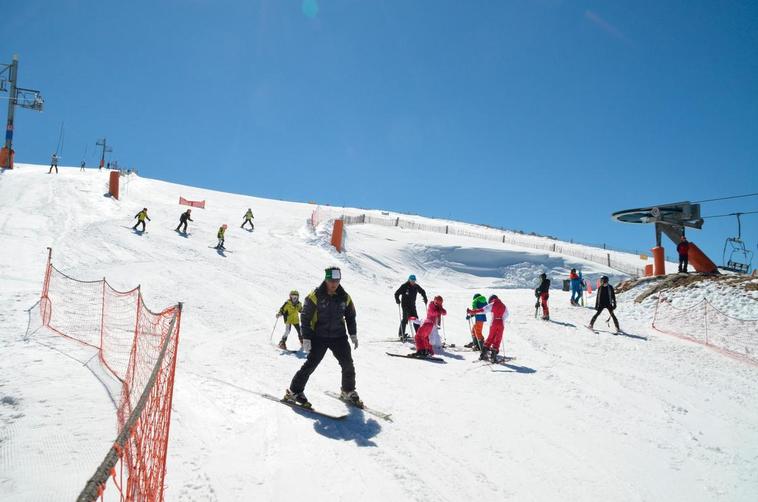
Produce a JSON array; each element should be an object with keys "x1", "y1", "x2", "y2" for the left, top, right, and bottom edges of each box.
[{"x1": 722, "y1": 213, "x2": 753, "y2": 274}]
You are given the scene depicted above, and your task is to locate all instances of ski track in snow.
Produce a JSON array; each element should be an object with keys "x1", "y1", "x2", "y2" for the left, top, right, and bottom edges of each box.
[{"x1": 1, "y1": 165, "x2": 757, "y2": 501}]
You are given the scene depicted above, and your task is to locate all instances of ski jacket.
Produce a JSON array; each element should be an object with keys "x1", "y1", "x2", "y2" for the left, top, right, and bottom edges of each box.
[
  {"x1": 595, "y1": 284, "x2": 616, "y2": 309},
  {"x1": 421, "y1": 301, "x2": 446, "y2": 327},
  {"x1": 394, "y1": 281, "x2": 428, "y2": 309},
  {"x1": 536, "y1": 278, "x2": 551, "y2": 296},
  {"x1": 470, "y1": 298, "x2": 507, "y2": 324},
  {"x1": 51, "y1": 154, "x2": 58, "y2": 164},
  {"x1": 278, "y1": 299, "x2": 302, "y2": 325},
  {"x1": 471, "y1": 294, "x2": 488, "y2": 322},
  {"x1": 244, "y1": 210, "x2": 254, "y2": 220},
  {"x1": 677, "y1": 241, "x2": 689, "y2": 257},
  {"x1": 569, "y1": 272, "x2": 582, "y2": 292},
  {"x1": 179, "y1": 211, "x2": 193, "y2": 223},
  {"x1": 301, "y1": 282, "x2": 357, "y2": 340},
  {"x1": 217, "y1": 226, "x2": 226, "y2": 238},
  {"x1": 134, "y1": 210, "x2": 150, "y2": 222}
]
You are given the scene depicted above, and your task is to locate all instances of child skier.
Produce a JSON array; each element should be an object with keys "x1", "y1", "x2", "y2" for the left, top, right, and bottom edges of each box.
[
  {"x1": 48, "y1": 153, "x2": 59, "y2": 174},
  {"x1": 465, "y1": 293, "x2": 487, "y2": 350},
  {"x1": 535, "y1": 273, "x2": 550, "y2": 320},
  {"x1": 241, "y1": 208, "x2": 255, "y2": 230},
  {"x1": 132, "y1": 208, "x2": 151, "y2": 232},
  {"x1": 276, "y1": 290, "x2": 303, "y2": 350},
  {"x1": 468, "y1": 294, "x2": 508, "y2": 362},
  {"x1": 216, "y1": 224, "x2": 228, "y2": 249},
  {"x1": 411, "y1": 296, "x2": 446, "y2": 358},
  {"x1": 175, "y1": 209, "x2": 193, "y2": 234},
  {"x1": 569, "y1": 269, "x2": 583, "y2": 306},
  {"x1": 589, "y1": 276, "x2": 621, "y2": 332}
]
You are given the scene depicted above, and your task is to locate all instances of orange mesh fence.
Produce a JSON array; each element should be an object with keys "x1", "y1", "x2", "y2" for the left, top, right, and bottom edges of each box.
[
  {"x1": 652, "y1": 294, "x2": 758, "y2": 365},
  {"x1": 38, "y1": 250, "x2": 181, "y2": 501}
]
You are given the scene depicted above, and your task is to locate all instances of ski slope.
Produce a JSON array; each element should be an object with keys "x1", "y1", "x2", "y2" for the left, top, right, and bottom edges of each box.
[{"x1": 1, "y1": 164, "x2": 757, "y2": 501}]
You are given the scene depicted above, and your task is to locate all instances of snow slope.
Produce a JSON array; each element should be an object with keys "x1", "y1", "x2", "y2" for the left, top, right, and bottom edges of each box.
[{"x1": 1, "y1": 164, "x2": 757, "y2": 501}]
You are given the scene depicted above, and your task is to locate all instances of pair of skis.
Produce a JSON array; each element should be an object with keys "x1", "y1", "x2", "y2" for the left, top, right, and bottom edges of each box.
[{"x1": 263, "y1": 391, "x2": 392, "y2": 422}]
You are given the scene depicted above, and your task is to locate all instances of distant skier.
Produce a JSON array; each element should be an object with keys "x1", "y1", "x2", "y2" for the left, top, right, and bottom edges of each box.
[
  {"x1": 588, "y1": 276, "x2": 620, "y2": 332},
  {"x1": 216, "y1": 224, "x2": 228, "y2": 249},
  {"x1": 411, "y1": 295, "x2": 446, "y2": 358},
  {"x1": 241, "y1": 208, "x2": 255, "y2": 230},
  {"x1": 394, "y1": 274, "x2": 428, "y2": 341},
  {"x1": 132, "y1": 208, "x2": 151, "y2": 232},
  {"x1": 677, "y1": 236, "x2": 690, "y2": 273},
  {"x1": 569, "y1": 269, "x2": 583, "y2": 306},
  {"x1": 175, "y1": 209, "x2": 193, "y2": 234},
  {"x1": 535, "y1": 273, "x2": 550, "y2": 320},
  {"x1": 48, "y1": 153, "x2": 59, "y2": 174},
  {"x1": 465, "y1": 293, "x2": 487, "y2": 350},
  {"x1": 276, "y1": 290, "x2": 303, "y2": 350},
  {"x1": 468, "y1": 294, "x2": 508, "y2": 362},
  {"x1": 284, "y1": 266, "x2": 361, "y2": 408},
  {"x1": 79, "y1": 160, "x2": 85, "y2": 172}
]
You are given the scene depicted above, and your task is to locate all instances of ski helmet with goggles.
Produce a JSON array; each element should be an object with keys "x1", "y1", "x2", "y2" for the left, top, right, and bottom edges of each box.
[
  {"x1": 488, "y1": 294, "x2": 498, "y2": 303},
  {"x1": 601, "y1": 276, "x2": 609, "y2": 283},
  {"x1": 434, "y1": 295, "x2": 443, "y2": 304}
]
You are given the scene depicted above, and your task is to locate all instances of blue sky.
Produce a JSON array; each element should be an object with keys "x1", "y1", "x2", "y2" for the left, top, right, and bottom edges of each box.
[{"x1": 3, "y1": 0, "x2": 757, "y2": 267}]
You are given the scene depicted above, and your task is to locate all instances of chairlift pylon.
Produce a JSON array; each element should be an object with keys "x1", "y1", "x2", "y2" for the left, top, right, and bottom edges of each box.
[{"x1": 722, "y1": 213, "x2": 753, "y2": 274}]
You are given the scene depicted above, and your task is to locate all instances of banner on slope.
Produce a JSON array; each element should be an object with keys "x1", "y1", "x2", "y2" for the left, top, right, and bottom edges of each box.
[{"x1": 179, "y1": 196, "x2": 206, "y2": 209}]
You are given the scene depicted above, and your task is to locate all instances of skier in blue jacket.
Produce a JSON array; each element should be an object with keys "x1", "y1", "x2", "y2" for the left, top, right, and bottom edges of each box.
[{"x1": 569, "y1": 269, "x2": 583, "y2": 306}]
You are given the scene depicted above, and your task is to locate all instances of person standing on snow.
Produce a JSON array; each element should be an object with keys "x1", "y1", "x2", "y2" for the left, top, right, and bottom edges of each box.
[
  {"x1": 411, "y1": 295, "x2": 446, "y2": 358},
  {"x1": 175, "y1": 209, "x2": 193, "y2": 234},
  {"x1": 216, "y1": 224, "x2": 228, "y2": 249},
  {"x1": 394, "y1": 274, "x2": 428, "y2": 341},
  {"x1": 241, "y1": 208, "x2": 255, "y2": 230},
  {"x1": 569, "y1": 269, "x2": 583, "y2": 306},
  {"x1": 535, "y1": 273, "x2": 551, "y2": 320},
  {"x1": 468, "y1": 294, "x2": 508, "y2": 362},
  {"x1": 80, "y1": 160, "x2": 86, "y2": 172},
  {"x1": 588, "y1": 276, "x2": 620, "y2": 332},
  {"x1": 677, "y1": 236, "x2": 690, "y2": 273},
  {"x1": 48, "y1": 153, "x2": 59, "y2": 174},
  {"x1": 276, "y1": 290, "x2": 303, "y2": 350},
  {"x1": 465, "y1": 293, "x2": 487, "y2": 350},
  {"x1": 132, "y1": 208, "x2": 151, "y2": 232},
  {"x1": 285, "y1": 266, "x2": 360, "y2": 407}
]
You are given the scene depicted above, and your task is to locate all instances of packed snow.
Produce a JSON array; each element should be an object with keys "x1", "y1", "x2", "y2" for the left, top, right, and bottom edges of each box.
[{"x1": 1, "y1": 164, "x2": 757, "y2": 501}]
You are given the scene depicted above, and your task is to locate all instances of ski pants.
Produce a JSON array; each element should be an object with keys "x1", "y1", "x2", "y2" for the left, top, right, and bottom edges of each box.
[
  {"x1": 242, "y1": 218, "x2": 254, "y2": 230},
  {"x1": 176, "y1": 220, "x2": 188, "y2": 233},
  {"x1": 471, "y1": 321, "x2": 485, "y2": 341},
  {"x1": 570, "y1": 289, "x2": 582, "y2": 304},
  {"x1": 398, "y1": 305, "x2": 419, "y2": 338},
  {"x1": 290, "y1": 336, "x2": 355, "y2": 393},
  {"x1": 540, "y1": 292, "x2": 549, "y2": 317},
  {"x1": 282, "y1": 323, "x2": 302, "y2": 342},
  {"x1": 48, "y1": 164, "x2": 58, "y2": 174},
  {"x1": 678, "y1": 254, "x2": 688, "y2": 273},
  {"x1": 484, "y1": 320, "x2": 504, "y2": 350},
  {"x1": 217, "y1": 237, "x2": 225, "y2": 248},
  {"x1": 133, "y1": 220, "x2": 146, "y2": 231},
  {"x1": 590, "y1": 306, "x2": 619, "y2": 330},
  {"x1": 415, "y1": 322, "x2": 435, "y2": 354}
]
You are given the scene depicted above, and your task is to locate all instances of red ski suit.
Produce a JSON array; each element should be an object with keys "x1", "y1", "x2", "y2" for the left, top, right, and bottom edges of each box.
[
  {"x1": 469, "y1": 298, "x2": 508, "y2": 350},
  {"x1": 416, "y1": 302, "x2": 446, "y2": 354}
]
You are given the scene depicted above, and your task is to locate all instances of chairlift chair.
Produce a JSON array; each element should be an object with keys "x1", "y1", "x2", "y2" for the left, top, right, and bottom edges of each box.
[{"x1": 722, "y1": 213, "x2": 753, "y2": 274}]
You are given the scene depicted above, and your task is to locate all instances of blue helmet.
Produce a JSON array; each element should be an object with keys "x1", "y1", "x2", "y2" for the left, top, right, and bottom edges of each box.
[{"x1": 408, "y1": 274, "x2": 417, "y2": 281}]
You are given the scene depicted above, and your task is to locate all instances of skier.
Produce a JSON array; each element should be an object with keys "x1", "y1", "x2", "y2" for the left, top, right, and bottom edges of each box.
[
  {"x1": 394, "y1": 274, "x2": 428, "y2": 341},
  {"x1": 48, "y1": 153, "x2": 59, "y2": 174},
  {"x1": 677, "y1": 235, "x2": 690, "y2": 273},
  {"x1": 411, "y1": 295, "x2": 446, "y2": 358},
  {"x1": 80, "y1": 160, "x2": 85, "y2": 172},
  {"x1": 241, "y1": 208, "x2": 255, "y2": 230},
  {"x1": 535, "y1": 273, "x2": 550, "y2": 320},
  {"x1": 276, "y1": 290, "x2": 303, "y2": 350},
  {"x1": 569, "y1": 269, "x2": 583, "y2": 306},
  {"x1": 284, "y1": 266, "x2": 360, "y2": 407},
  {"x1": 132, "y1": 208, "x2": 151, "y2": 232},
  {"x1": 175, "y1": 209, "x2": 193, "y2": 234},
  {"x1": 216, "y1": 224, "x2": 228, "y2": 249},
  {"x1": 468, "y1": 294, "x2": 508, "y2": 362},
  {"x1": 465, "y1": 293, "x2": 487, "y2": 350},
  {"x1": 588, "y1": 276, "x2": 620, "y2": 332}
]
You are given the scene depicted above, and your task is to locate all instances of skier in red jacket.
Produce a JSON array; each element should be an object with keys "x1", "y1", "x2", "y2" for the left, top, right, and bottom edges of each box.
[
  {"x1": 468, "y1": 294, "x2": 508, "y2": 362},
  {"x1": 677, "y1": 236, "x2": 690, "y2": 273},
  {"x1": 411, "y1": 296, "x2": 446, "y2": 358}
]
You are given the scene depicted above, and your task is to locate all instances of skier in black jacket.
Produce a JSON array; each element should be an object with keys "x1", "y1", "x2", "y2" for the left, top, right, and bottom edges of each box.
[
  {"x1": 535, "y1": 273, "x2": 550, "y2": 320},
  {"x1": 175, "y1": 209, "x2": 193, "y2": 234},
  {"x1": 285, "y1": 266, "x2": 361, "y2": 408},
  {"x1": 589, "y1": 276, "x2": 620, "y2": 332},
  {"x1": 394, "y1": 274, "x2": 428, "y2": 341}
]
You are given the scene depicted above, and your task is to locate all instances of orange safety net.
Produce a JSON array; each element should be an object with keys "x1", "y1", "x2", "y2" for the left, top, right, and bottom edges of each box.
[
  {"x1": 40, "y1": 251, "x2": 181, "y2": 501},
  {"x1": 652, "y1": 293, "x2": 758, "y2": 366}
]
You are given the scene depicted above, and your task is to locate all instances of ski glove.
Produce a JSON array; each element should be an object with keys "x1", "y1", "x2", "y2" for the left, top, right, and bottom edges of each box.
[
  {"x1": 302, "y1": 339, "x2": 312, "y2": 353},
  {"x1": 350, "y1": 334, "x2": 358, "y2": 350}
]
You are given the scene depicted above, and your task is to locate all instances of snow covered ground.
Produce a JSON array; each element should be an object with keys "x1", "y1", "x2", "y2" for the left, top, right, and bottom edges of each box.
[{"x1": 1, "y1": 164, "x2": 757, "y2": 501}]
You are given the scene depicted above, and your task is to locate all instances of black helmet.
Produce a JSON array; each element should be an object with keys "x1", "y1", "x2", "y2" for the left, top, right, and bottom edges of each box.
[
  {"x1": 601, "y1": 276, "x2": 609, "y2": 283},
  {"x1": 488, "y1": 294, "x2": 498, "y2": 303},
  {"x1": 540, "y1": 273, "x2": 547, "y2": 279}
]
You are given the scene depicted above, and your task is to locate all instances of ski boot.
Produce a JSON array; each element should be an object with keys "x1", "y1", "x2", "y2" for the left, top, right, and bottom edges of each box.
[
  {"x1": 340, "y1": 389, "x2": 364, "y2": 408},
  {"x1": 472, "y1": 339, "x2": 483, "y2": 351},
  {"x1": 278, "y1": 339, "x2": 287, "y2": 350},
  {"x1": 479, "y1": 348, "x2": 490, "y2": 361},
  {"x1": 542, "y1": 315, "x2": 550, "y2": 321},
  {"x1": 489, "y1": 349, "x2": 499, "y2": 363},
  {"x1": 284, "y1": 389, "x2": 311, "y2": 408}
]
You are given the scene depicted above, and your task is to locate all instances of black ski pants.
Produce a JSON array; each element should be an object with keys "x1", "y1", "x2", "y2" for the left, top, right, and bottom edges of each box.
[
  {"x1": 241, "y1": 218, "x2": 254, "y2": 230},
  {"x1": 132, "y1": 220, "x2": 146, "y2": 231},
  {"x1": 398, "y1": 304, "x2": 419, "y2": 339},
  {"x1": 590, "y1": 306, "x2": 619, "y2": 329},
  {"x1": 48, "y1": 164, "x2": 58, "y2": 174},
  {"x1": 290, "y1": 336, "x2": 355, "y2": 393},
  {"x1": 678, "y1": 254, "x2": 688, "y2": 273},
  {"x1": 176, "y1": 220, "x2": 188, "y2": 233}
]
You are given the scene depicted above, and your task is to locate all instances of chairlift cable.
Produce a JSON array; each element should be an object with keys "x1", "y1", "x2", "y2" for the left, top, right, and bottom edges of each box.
[
  {"x1": 702, "y1": 210, "x2": 758, "y2": 219},
  {"x1": 694, "y1": 192, "x2": 758, "y2": 204}
]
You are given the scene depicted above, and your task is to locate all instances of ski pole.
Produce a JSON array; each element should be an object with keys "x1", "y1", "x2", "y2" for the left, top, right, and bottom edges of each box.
[
  {"x1": 269, "y1": 317, "x2": 280, "y2": 344},
  {"x1": 440, "y1": 317, "x2": 447, "y2": 347}
]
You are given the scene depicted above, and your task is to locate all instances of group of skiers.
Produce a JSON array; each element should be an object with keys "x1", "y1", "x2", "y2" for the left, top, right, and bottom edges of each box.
[{"x1": 130, "y1": 207, "x2": 255, "y2": 250}]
